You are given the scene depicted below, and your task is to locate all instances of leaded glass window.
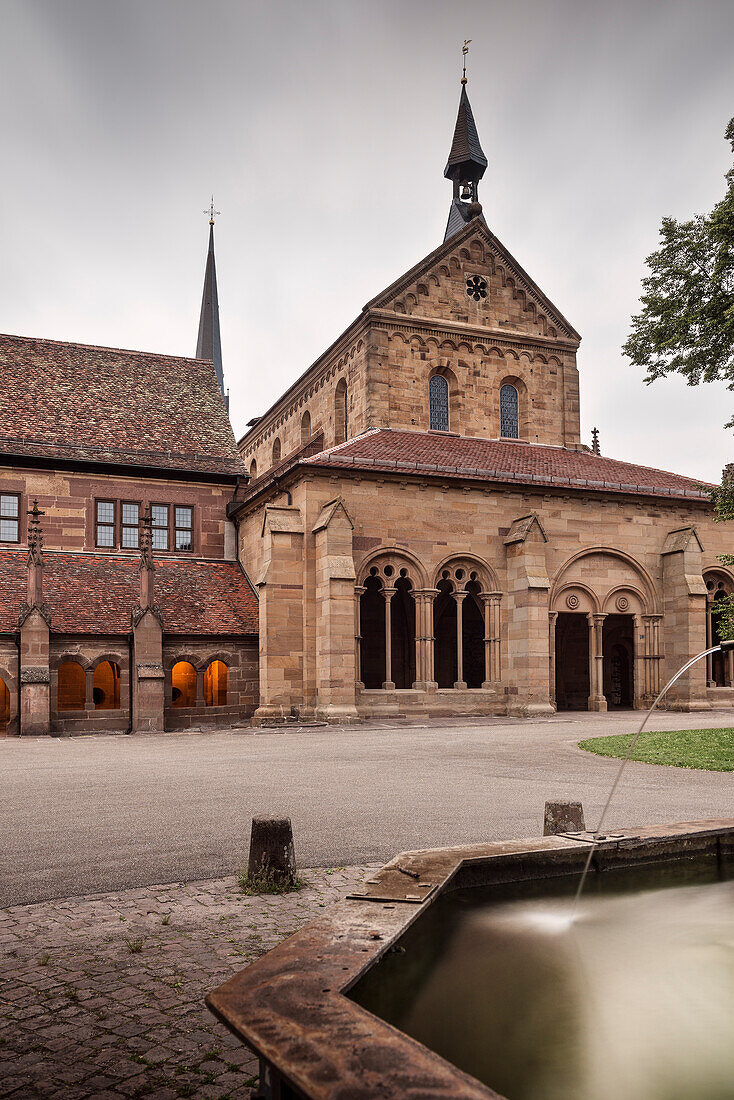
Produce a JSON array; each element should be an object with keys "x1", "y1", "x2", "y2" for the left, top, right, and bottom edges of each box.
[
  {"x1": 175, "y1": 506, "x2": 193, "y2": 551},
  {"x1": 121, "y1": 502, "x2": 139, "y2": 549},
  {"x1": 500, "y1": 384, "x2": 519, "y2": 438},
  {"x1": 95, "y1": 500, "x2": 116, "y2": 547},
  {"x1": 151, "y1": 504, "x2": 169, "y2": 551},
  {"x1": 0, "y1": 494, "x2": 19, "y2": 542},
  {"x1": 429, "y1": 375, "x2": 450, "y2": 432}
]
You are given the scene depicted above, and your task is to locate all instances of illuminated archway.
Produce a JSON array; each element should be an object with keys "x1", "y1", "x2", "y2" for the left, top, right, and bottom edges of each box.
[
  {"x1": 93, "y1": 661, "x2": 120, "y2": 709},
  {"x1": 171, "y1": 661, "x2": 197, "y2": 707},
  {"x1": 204, "y1": 660, "x2": 228, "y2": 706},
  {"x1": 58, "y1": 661, "x2": 85, "y2": 711}
]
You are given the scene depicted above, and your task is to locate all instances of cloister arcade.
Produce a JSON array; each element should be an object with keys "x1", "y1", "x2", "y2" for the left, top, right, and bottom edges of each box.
[
  {"x1": 549, "y1": 549, "x2": 662, "y2": 712},
  {"x1": 356, "y1": 550, "x2": 502, "y2": 692},
  {"x1": 705, "y1": 568, "x2": 734, "y2": 688}
]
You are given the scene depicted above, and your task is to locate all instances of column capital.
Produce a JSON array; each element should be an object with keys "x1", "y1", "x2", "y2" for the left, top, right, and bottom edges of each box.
[
  {"x1": 480, "y1": 590, "x2": 503, "y2": 603},
  {"x1": 453, "y1": 589, "x2": 468, "y2": 602},
  {"x1": 380, "y1": 586, "x2": 396, "y2": 601}
]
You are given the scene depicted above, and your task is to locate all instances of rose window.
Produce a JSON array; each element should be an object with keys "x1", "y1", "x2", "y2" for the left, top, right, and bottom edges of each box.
[{"x1": 465, "y1": 274, "x2": 488, "y2": 301}]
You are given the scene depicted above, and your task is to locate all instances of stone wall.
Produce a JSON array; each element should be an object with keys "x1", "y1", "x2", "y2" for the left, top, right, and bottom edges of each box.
[
  {"x1": 237, "y1": 467, "x2": 732, "y2": 720},
  {"x1": 0, "y1": 467, "x2": 237, "y2": 559},
  {"x1": 163, "y1": 636, "x2": 259, "y2": 730}
]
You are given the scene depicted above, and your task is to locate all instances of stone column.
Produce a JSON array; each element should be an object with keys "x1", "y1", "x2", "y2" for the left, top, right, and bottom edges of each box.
[
  {"x1": 381, "y1": 586, "x2": 396, "y2": 690},
  {"x1": 453, "y1": 590, "x2": 467, "y2": 689},
  {"x1": 504, "y1": 514, "x2": 554, "y2": 716},
  {"x1": 412, "y1": 590, "x2": 436, "y2": 690},
  {"x1": 312, "y1": 499, "x2": 359, "y2": 722},
  {"x1": 705, "y1": 598, "x2": 714, "y2": 686},
  {"x1": 661, "y1": 527, "x2": 710, "y2": 710},
  {"x1": 85, "y1": 666, "x2": 94, "y2": 713},
  {"x1": 131, "y1": 518, "x2": 164, "y2": 733},
  {"x1": 253, "y1": 505, "x2": 305, "y2": 721},
  {"x1": 641, "y1": 614, "x2": 662, "y2": 702},
  {"x1": 354, "y1": 585, "x2": 365, "y2": 691},
  {"x1": 588, "y1": 613, "x2": 607, "y2": 712}
]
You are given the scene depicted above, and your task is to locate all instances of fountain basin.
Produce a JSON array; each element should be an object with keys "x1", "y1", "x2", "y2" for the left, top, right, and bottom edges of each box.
[{"x1": 206, "y1": 820, "x2": 734, "y2": 1099}]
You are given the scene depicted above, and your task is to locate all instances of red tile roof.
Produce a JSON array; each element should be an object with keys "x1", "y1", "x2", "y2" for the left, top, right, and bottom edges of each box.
[
  {"x1": 301, "y1": 429, "x2": 712, "y2": 501},
  {"x1": 0, "y1": 334, "x2": 245, "y2": 478},
  {"x1": 0, "y1": 551, "x2": 258, "y2": 635}
]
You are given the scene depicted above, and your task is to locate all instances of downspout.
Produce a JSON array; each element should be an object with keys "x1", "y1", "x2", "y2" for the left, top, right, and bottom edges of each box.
[
  {"x1": 15, "y1": 630, "x2": 21, "y2": 737},
  {"x1": 126, "y1": 631, "x2": 134, "y2": 734}
]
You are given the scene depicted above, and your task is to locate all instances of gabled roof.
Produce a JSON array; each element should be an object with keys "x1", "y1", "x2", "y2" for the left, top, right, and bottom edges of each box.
[
  {"x1": 0, "y1": 334, "x2": 244, "y2": 478},
  {"x1": 299, "y1": 429, "x2": 712, "y2": 502},
  {"x1": 365, "y1": 217, "x2": 581, "y2": 342},
  {"x1": 0, "y1": 551, "x2": 258, "y2": 635}
]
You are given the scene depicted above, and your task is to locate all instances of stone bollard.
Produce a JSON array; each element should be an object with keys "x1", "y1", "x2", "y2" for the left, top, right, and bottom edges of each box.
[
  {"x1": 247, "y1": 817, "x2": 297, "y2": 887},
  {"x1": 544, "y1": 800, "x2": 585, "y2": 836}
]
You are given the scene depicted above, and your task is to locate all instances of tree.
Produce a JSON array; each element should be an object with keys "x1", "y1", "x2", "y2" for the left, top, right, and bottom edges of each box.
[
  {"x1": 623, "y1": 118, "x2": 734, "y2": 418},
  {"x1": 624, "y1": 120, "x2": 734, "y2": 640}
]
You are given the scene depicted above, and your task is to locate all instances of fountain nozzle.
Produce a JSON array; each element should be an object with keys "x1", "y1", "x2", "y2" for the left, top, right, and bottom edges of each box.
[{"x1": 719, "y1": 640, "x2": 734, "y2": 652}]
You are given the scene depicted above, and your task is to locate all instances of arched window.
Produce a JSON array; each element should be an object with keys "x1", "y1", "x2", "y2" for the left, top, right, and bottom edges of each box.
[
  {"x1": 500, "y1": 383, "x2": 519, "y2": 438},
  {"x1": 204, "y1": 660, "x2": 228, "y2": 706},
  {"x1": 0, "y1": 676, "x2": 9, "y2": 734},
  {"x1": 93, "y1": 661, "x2": 120, "y2": 709},
  {"x1": 429, "y1": 375, "x2": 450, "y2": 432},
  {"x1": 249, "y1": 458, "x2": 258, "y2": 480},
  {"x1": 57, "y1": 661, "x2": 85, "y2": 711},
  {"x1": 272, "y1": 437, "x2": 281, "y2": 465},
  {"x1": 334, "y1": 379, "x2": 348, "y2": 445},
  {"x1": 171, "y1": 661, "x2": 197, "y2": 707},
  {"x1": 301, "y1": 411, "x2": 312, "y2": 446}
]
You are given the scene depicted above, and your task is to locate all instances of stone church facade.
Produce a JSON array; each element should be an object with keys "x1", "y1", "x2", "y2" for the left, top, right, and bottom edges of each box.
[
  {"x1": 2, "y1": 81, "x2": 731, "y2": 736},
  {"x1": 234, "y1": 81, "x2": 733, "y2": 722}
]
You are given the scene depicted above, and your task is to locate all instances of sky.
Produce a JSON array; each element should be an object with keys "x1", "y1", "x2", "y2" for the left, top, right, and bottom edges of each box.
[{"x1": 1, "y1": 0, "x2": 733, "y2": 483}]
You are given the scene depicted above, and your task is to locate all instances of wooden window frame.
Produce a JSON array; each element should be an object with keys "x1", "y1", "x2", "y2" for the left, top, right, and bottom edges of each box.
[
  {"x1": 174, "y1": 505, "x2": 194, "y2": 553},
  {"x1": 95, "y1": 498, "x2": 117, "y2": 549},
  {"x1": 0, "y1": 492, "x2": 21, "y2": 544},
  {"x1": 120, "y1": 500, "x2": 141, "y2": 550}
]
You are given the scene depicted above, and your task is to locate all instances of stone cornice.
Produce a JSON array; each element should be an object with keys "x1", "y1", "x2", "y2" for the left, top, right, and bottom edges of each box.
[{"x1": 367, "y1": 308, "x2": 579, "y2": 356}]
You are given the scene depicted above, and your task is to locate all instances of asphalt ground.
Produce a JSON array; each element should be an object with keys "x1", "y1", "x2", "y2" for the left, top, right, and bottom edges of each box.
[{"x1": 2, "y1": 710, "x2": 732, "y2": 907}]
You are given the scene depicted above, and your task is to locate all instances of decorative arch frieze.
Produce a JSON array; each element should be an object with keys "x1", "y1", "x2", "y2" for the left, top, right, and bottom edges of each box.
[
  {"x1": 357, "y1": 546, "x2": 429, "y2": 590},
  {"x1": 550, "y1": 547, "x2": 659, "y2": 616}
]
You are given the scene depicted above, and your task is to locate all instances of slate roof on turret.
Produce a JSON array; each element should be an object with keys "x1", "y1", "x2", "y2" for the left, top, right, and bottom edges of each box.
[
  {"x1": 0, "y1": 334, "x2": 244, "y2": 478},
  {"x1": 0, "y1": 550, "x2": 258, "y2": 634},
  {"x1": 298, "y1": 429, "x2": 712, "y2": 502},
  {"x1": 444, "y1": 84, "x2": 488, "y2": 176}
]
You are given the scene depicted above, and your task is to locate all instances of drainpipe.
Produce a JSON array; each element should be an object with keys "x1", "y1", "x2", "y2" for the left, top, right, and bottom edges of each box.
[
  {"x1": 15, "y1": 630, "x2": 21, "y2": 737},
  {"x1": 126, "y1": 632, "x2": 134, "y2": 734}
]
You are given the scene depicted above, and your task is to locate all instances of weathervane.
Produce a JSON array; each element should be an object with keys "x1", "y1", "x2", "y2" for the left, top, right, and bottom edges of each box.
[
  {"x1": 204, "y1": 195, "x2": 220, "y2": 226},
  {"x1": 461, "y1": 39, "x2": 471, "y2": 84}
]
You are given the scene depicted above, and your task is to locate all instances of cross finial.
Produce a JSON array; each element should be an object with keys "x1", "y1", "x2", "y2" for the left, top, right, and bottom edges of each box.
[
  {"x1": 204, "y1": 195, "x2": 220, "y2": 226},
  {"x1": 591, "y1": 427, "x2": 600, "y2": 455},
  {"x1": 461, "y1": 39, "x2": 471, "y2": 84}
]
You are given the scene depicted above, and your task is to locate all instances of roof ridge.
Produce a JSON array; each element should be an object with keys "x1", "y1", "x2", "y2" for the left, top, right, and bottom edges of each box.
[{"x1": 0, "y1": 332, "x2": 211, "y2": 366}]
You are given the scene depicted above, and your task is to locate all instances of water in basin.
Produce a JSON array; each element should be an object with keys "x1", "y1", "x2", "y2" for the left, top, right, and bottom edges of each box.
[{"x1": 351, "y1": 859, "x2": 734, "y2": 1100}]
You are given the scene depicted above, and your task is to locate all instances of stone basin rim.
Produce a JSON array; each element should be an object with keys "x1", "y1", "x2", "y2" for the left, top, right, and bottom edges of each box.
[{"x1": 206, "y1": 819, "x2": 734, "y2": 1100}]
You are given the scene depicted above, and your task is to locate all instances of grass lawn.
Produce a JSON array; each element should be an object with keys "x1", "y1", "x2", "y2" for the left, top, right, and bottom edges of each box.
[{"x1": 578, "y1": 727, "x2": 734, "y2": 771}]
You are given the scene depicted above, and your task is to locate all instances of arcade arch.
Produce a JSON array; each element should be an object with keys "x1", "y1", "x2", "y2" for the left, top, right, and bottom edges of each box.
[
  {"x1": 705, "y1": 569, "x2": 734, "y2": 687},
  {"x1": 550, "y1": 549, "x2": 660, "y2": 711}
]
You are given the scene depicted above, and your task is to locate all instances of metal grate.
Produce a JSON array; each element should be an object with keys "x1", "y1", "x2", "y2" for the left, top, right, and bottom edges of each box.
[
  {"x1": 429, "y1": 375, "x2": 450, "y2": 431},
  {"x1": 500, "y1": 383, "x2": 519, "y2": 438}
]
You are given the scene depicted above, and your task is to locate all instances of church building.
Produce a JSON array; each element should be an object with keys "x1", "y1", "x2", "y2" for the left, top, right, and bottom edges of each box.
[
  {"x1": 1, "y1": 78, "x2": 731, "y2": 736},
  {"x1": 233, "y1": 77, "x2": 733, "y2": 722}
]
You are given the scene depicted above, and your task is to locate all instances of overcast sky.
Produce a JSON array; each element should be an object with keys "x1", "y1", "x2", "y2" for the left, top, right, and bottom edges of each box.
[{"x1": 2, "y1": 0, "x2": 733, "y2": 482}]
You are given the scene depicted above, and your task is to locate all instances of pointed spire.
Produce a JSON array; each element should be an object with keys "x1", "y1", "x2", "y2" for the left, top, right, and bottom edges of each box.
[
  {"x1": 26, "y1": 499, "x2": 46, "y2": 607},
  {"x1": 443, "y1": 67, "x2": 488, "y2": 242},
  {"x1": 196, "y1": 199, "x2": 226, "y2": 401}
]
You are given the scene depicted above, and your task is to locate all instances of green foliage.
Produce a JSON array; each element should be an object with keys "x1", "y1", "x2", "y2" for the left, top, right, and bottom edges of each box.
[
  {"x1": 623, "y1": 118, "x2": 734, "y2": 418},
  {"x1": 579, "y1": 728, "x2": 734, "y2": 770}
]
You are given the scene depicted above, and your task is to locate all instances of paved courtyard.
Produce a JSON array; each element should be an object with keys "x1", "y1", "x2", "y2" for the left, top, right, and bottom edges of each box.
[
  {"x1": 0, "y1": 865, "x2": 376, "y2": 1099},
  {"x1": 2, "y1": 710, "x2": 734, "y2": 907}
]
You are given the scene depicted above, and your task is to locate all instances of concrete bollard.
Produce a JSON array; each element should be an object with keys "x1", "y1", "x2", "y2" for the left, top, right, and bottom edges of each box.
[
  {"x1": 247, "y1": 817, "x2": 297, "y2": 886},
  {"x1": 544, "y1": 800, "x2": 585, "y2": 836}
]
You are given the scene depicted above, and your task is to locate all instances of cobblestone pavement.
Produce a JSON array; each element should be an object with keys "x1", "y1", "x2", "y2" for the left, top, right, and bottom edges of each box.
[{"x1": 0, "y1": 865, "x2": 377, "y2": 1099}]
